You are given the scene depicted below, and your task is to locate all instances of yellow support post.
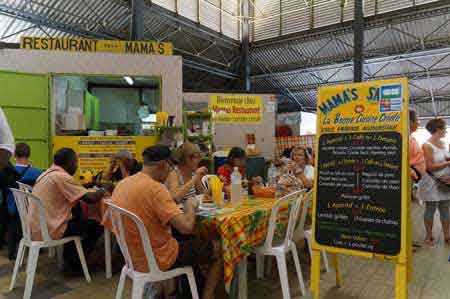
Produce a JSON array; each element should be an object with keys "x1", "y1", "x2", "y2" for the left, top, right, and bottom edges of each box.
[
  {"x1": 395, "y1": 263, "x2": 408, "y2": 299},
  {"x1": 311, "y1": 250, "x2": 322, "y2": 299},
  {"x1": 331, "y1": 253, "x2": 341, "y2": 287},
  {"x1": 407, "y1": 196, "x2": 413, "y2": 283}
]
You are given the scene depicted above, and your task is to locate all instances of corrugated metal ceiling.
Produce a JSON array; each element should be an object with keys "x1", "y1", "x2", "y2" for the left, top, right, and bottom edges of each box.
[{"x1": 251, "y1": 0, "x2": 443, "y2": 42}]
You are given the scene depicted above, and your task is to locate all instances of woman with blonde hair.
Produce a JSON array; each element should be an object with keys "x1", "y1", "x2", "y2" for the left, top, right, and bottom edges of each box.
[
  {"x1": 166, "y1": 142, "x2": 208, "y2": 203},
  {"x1": 285, "y1": 146, "x2": 314, "y2": 189}
]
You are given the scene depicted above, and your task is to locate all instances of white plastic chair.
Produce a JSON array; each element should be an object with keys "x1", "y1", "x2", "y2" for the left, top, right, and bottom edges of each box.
[
  {"x1": 105, "y1": 202, "x2": 200, "y2": 299},
  {"x1": 254, "y1": 190, "x2": 307, "y2": 298},
  {"x1": 9, "y1": 189, "x2": 91, "y2": 299},
  {"x1": 293, "y1": 191, "x2": 330, "y2": 273},
  {"x1": 17, "y1": 182, "x2": 32, "y2": 193},
  {"x1": 16, "y1": 181, "x2": 61, "y2": 260}
]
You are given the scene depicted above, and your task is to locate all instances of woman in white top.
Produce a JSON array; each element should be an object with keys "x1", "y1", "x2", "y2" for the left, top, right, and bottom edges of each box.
[
  {"x1": 419, "y1": 118, "x2": 450, "y2": 246},
  {"x1": 285, "y1": 146, "x2": 314, "y2": 189}
]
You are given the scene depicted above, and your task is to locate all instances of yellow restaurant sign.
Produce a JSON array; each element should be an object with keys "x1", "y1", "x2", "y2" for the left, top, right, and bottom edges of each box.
[
  {"x1": 210, "y1": 95, "x2": 263, "y2": 124},
  {"x1": 20, "y1": 36, "x2": 173, "y2": 56},
  {"x1": 310, "y1": 79, "x2": 411, "y2": 299}
]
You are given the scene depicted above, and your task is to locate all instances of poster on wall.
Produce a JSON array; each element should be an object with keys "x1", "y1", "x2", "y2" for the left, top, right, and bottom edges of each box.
[
  {"x1": 313, "y1": 78, "x2": 409, "y2": 256},
  {"x1": 53, "y1": 136, "x2": 158, "y2": 173},
  {"x1": 209, "y1": 95, "x2": 263, "y2": 124}
]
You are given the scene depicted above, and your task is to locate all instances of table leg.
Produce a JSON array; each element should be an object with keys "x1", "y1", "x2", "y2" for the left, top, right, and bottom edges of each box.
[
  {"x1": 238, "y1": 256, "x2": 248, "y2": 299},
  {"x1": 105, "y1": 228, "x2": 112, "y2": 279}
]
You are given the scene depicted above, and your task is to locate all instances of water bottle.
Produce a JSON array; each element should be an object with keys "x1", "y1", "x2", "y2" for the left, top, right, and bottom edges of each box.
[
  {"x1": 231, "y1": 167, "x2": 242, "y2": 205},
  {"x1": 267, "y1": 163, "x2": 278, "y2": 187}
]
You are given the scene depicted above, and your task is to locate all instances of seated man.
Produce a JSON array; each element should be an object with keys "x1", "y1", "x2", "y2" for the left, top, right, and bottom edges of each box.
[
  {"x1": 105, "y1": 145, "x2": 222, "y2": 299},
  {"x1": 31, "y1": 148, "x2": 105, "y2": 269},
  {"x1": 103, "y1": 149, "x2": 142, "y2": 182}
]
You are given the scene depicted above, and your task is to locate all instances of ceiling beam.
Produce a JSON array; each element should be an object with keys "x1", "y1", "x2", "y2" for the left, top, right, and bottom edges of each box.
[
  {"x1": 146, "y1": 1, "x2": 240, "y2": 49},
  {"x1": 0, "y1": 3, "x2": 118, "y2": 39},
  {"x1": 183, "y1": 59, "x2": 240, "y2": 80},
  {"x1": 251, "y1": 46, "x2": 450, "y2": 81},
  {"x1": 0, "y1": 1, "x2": 241, "y2": 80}
]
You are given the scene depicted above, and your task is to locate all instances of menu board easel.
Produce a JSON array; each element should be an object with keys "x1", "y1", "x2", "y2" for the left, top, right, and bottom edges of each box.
[{"x1": 311, "y1": 79, "x2": 411, "y2": 299}]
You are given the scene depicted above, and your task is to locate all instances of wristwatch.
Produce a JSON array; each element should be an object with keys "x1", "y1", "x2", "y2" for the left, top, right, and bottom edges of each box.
[{"x1": 94, "y1": 186, "x2": 106, "y2": 194}]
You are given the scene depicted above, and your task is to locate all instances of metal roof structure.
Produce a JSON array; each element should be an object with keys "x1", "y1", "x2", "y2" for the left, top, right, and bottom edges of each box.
[
  {"x1": 1, "y1": 0, "x2": 450, "y2": 115},
  {"x1": 249, "y1": 0, "x2": 450, "y2": 114},
  {"x1": 0, "y1": 0, "x2": 242, "y2": 89}
]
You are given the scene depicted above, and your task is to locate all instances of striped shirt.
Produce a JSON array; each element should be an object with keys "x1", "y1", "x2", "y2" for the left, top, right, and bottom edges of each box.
[{"x1": 174, "y1": 167, "x2": 197, "y2": 201}]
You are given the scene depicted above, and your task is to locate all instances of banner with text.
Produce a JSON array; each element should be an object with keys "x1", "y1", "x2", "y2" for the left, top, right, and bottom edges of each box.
[
  {"x1": 210, "y1": 95, "x2": 263, "y2": 124},
  {"x1": 53, "y1": 136, "x2": 158, "y2": 173},
  {"x1": 312, "y1": 78, "x2": 409, "y2": 257},
  {"x1": 20, "y1": 37, "x2": 172, "y2": 56}
]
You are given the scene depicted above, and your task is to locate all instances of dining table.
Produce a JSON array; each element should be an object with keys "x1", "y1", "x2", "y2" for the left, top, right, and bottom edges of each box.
[
  {"x1": 196, "y1": 196, "x2": 292, "y2": 299},
  {"x1": 83, "y1": 194, "x2": 297, "y2": 297}
]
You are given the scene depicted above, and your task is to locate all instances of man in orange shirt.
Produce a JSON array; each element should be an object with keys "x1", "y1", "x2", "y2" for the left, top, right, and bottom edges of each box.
[
  {"x1": 31, "y1": 148, "x2": 105, "y2": 270},
  {"x1": 409, "y1": 109, "x2": 426, "y2": 181},
  {"x1": 106, "y1": 145, "x2": 222, "y2": 299}
]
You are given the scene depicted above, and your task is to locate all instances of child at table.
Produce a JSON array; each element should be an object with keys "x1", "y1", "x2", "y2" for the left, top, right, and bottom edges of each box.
[{"x1": 216, "y1": 147, "x2": 262, "y2": 196}]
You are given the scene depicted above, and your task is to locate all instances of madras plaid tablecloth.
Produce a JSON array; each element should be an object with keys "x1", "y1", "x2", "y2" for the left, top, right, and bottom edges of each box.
[{"x1": 197, "y1": 198, "x2": 290, "y2": 293}]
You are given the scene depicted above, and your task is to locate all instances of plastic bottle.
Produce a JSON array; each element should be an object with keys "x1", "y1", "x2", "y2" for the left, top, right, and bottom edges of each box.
[
  {"x1": 231, "y1": 167, "x2": 242, "y2": 205},
  {"x1": 267, "y1": 163, "x2": 278, "y2": 187}
]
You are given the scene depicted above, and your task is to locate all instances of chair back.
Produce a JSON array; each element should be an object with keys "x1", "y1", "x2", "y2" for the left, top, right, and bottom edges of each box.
[
  {"x1": 293, "y1": 190, "x2": 313, "y2": 242},
  {"x1": 105, "y1": 202, "x2": 161, "y2": 274},
  {"x1": 17, "y1": 181, "x2": 32, "y2": 193},
  {"x1": 201, "y1": 175, "x2": 218, "y2": 192},
  {"x1": 263, "y1": 190, "x2": 305, "y2": 250},
  {"x1": 9, "y1": 188, "x2": 52, "y2": 242}
]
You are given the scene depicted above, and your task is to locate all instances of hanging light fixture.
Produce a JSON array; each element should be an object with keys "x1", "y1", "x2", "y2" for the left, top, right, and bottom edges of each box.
[{"x1": 124, "y1": 76, "x2": 134, "y2": 85}]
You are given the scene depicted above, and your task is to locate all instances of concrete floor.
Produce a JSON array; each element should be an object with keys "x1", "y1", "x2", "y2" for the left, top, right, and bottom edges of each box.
[{"x1": 0, "y1": 200, "x2": 449, "y2": 299}]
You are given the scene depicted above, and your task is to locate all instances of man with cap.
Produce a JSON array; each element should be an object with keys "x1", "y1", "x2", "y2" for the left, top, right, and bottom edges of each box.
[
  {"x1": 103, "y1": 149, "x2": 142, "y2": 183},
  {"x1": 105, "y1": 145, "x2": 222, "y2": 299}
]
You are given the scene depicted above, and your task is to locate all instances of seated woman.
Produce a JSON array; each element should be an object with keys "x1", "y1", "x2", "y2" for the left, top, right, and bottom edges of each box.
[
  {"x1": 103, "y1": 149, "x2": 142, "y2": 183},
  {"x1": 166, "y1": 142, "x2": 208, "y2": 203},
  {"x1": 282, "y1": 146, "x2": 314, "y2": 189}
]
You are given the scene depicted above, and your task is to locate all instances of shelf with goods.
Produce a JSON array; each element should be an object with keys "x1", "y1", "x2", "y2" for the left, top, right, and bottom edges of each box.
[
  {"x1": 154, "y1": 125, "x2": 184, "y2": 151},
  {"x1": 183, "y1": 110, "x2": 214, "y2": 171}
]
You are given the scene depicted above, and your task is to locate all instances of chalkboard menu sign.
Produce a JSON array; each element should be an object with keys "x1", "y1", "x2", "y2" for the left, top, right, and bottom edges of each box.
[
  {"x1": 316, "y1": 132, "x2": 402, "y2": 255},
  {"x1": 313, "y1": 79, "x2": 408, "y2": 257}
]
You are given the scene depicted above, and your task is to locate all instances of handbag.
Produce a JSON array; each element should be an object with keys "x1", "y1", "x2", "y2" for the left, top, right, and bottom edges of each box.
[{"x1": 427, "y1": 171, "x2": 450, "y2": 192}]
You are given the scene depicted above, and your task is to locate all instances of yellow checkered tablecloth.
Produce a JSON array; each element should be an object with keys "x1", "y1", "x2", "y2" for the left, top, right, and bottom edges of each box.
[{"x1": 197, "y1": 198, "x2": 290, "y2": 293}]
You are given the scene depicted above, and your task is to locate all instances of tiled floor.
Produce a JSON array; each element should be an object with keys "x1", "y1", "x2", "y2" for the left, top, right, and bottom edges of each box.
[{"x1": 1, "y1": 200, "x2": 449, "y2": 299}]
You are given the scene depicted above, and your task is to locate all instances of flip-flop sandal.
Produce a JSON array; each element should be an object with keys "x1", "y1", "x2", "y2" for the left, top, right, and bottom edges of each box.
[{"x1": 424, "y1": 238, "x2": 434, "y2": 247}]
